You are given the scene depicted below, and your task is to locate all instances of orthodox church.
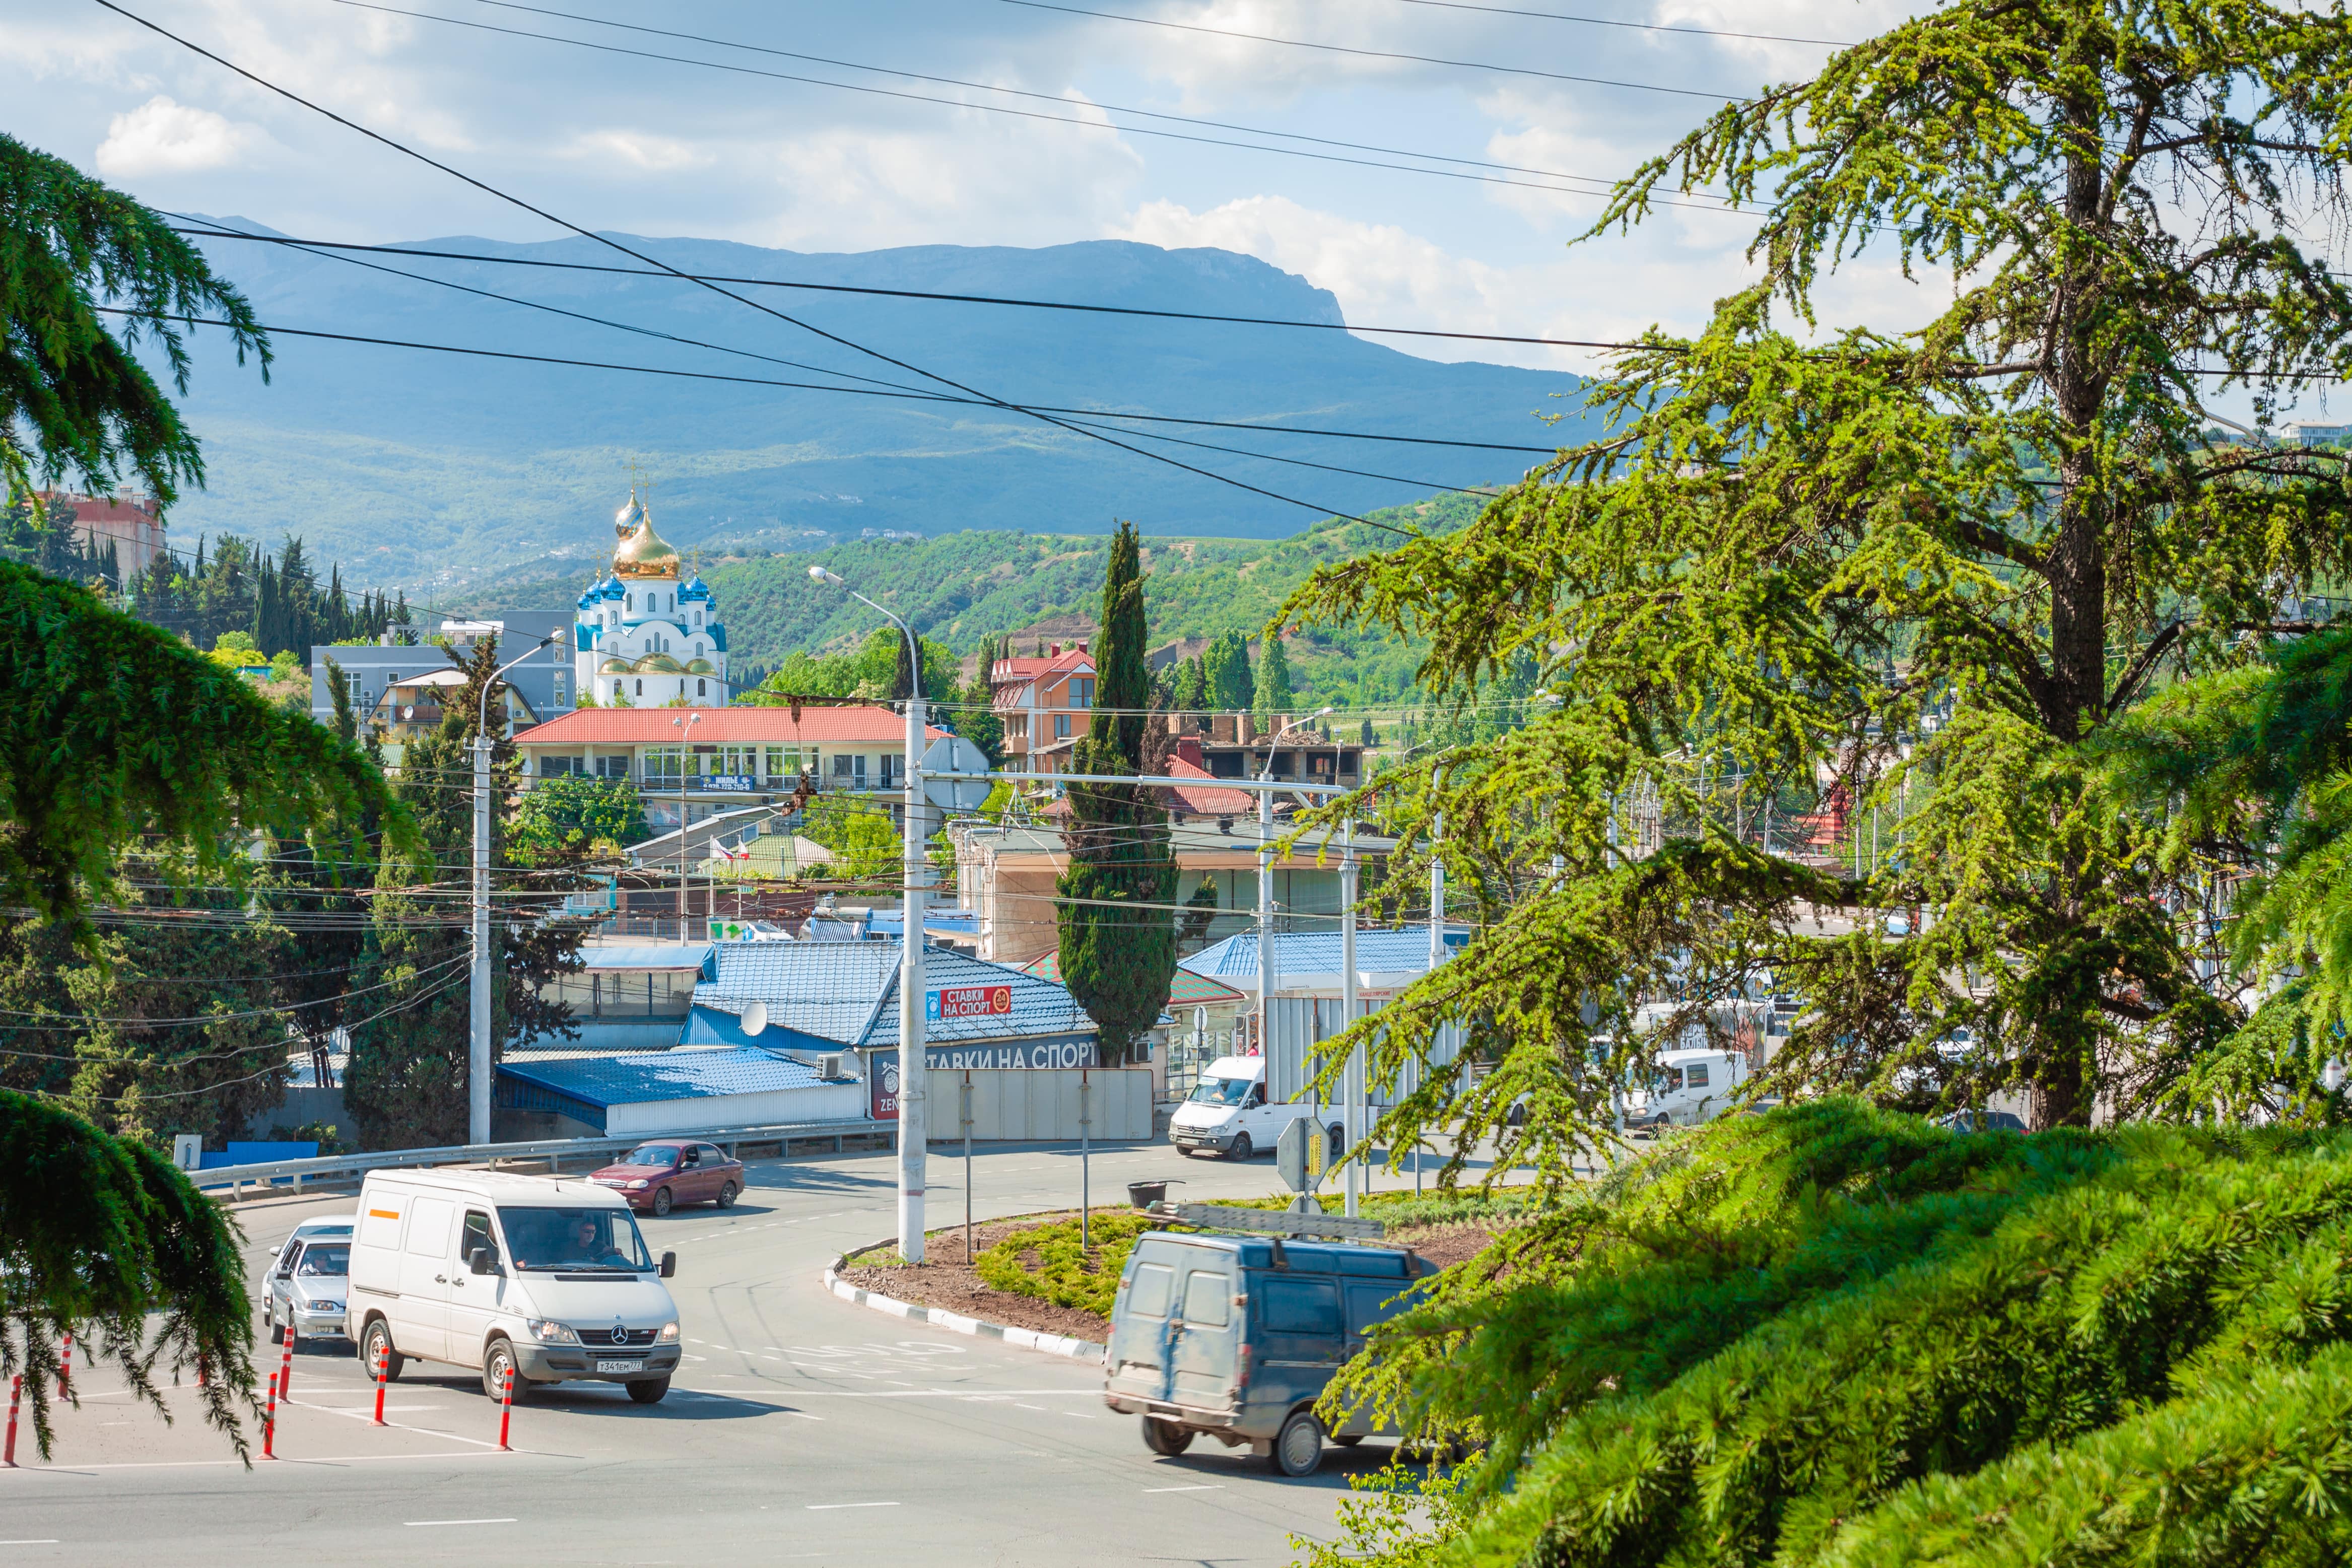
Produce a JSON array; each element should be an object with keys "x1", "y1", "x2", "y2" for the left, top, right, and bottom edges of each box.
[{"x1": 574, "y1": 488, "x2": 730, "y2": 706}]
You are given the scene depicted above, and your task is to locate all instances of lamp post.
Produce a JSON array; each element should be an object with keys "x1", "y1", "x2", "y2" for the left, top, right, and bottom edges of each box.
[
  {"x1": 671, "y1": 711, "x2": 701, "y2": 939},
  {"x1": 469, "y1": 631, "x2": 558, "y2": 1148},
  {"x1": 811, "y1": 565, "x2": 931, "y2": 1263},
  {"x1": 1255, "y1": 706, "x2": 1332, "y2": 1146}
]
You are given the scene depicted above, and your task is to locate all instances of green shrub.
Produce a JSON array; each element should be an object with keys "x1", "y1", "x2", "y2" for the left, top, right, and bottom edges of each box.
[{"x1": 973, "y1": 1213, "x2": 1164, "y2": 1317}]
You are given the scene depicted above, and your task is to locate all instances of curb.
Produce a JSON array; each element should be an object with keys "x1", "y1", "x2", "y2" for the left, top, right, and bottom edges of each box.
[{"x1": 823, "y1": 1242, "x2": 1105, "y2": 1364}]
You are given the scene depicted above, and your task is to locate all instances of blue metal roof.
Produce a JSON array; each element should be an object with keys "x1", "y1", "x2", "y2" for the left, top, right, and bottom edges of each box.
[
  {"x1": 1177, "y1": 926, "x2": 1467, "y2": 982},
  {"x1": 583, "y1": 944, "x2": 715, "y2": 973},
  {"x1": 868, "y1": 910, "x2": 981, "y2": 935},
  {"x1": 496, "y1": 1047, "x2": 832, "y2": 1109},
  {"x1": 696, "y1": 940, "x2": 1095, "y2": 1048}
]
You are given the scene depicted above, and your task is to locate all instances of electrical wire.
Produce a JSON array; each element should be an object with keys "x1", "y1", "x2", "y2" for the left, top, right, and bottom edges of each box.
[
  {"x1": 315, "y1": 0, "x2": 1755, "y2": 215},
  {"x1": 1376, "y1": 0, "x2": 1850, "y2": 47},
  {"x1": 0, "y1": 953, "x2": 471, "y2": 1032},
  {"x1": 170, "y1": 222, "x2": 1673, "y2": 351},
  {"x1": 100, "y1": 3, "x2": 1401, "y2": 531},
  {"x1": 996, "y1": 0, "x2": 1746, "y2": 98}
]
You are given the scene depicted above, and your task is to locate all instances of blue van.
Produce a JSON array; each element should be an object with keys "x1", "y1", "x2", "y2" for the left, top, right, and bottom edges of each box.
[{"x1": 1100, "y1": 1230, "x2": 1437, "y2": 1475}]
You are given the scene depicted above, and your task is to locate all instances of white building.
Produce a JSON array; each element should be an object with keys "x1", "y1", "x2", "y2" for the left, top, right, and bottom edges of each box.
[{"x1": 574, "y1": 488, "x2": 730, "y2": 707}]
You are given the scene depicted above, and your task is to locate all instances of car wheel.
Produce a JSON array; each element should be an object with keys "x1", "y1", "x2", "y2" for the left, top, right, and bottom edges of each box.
[
  {"x1": 362, "y1": 1319, "x2": 403, "y2": 1383},
  {"x1": 716, "y1": 1181, "x2": 738, "y2": 1208},
  {"x1": 652, "y1": 1186, "x2": 674, "y2": 1216},
  {"x1": 483, "y1": 1337, "x2": 526, "y2": 1403},
  {"x1": 1270, "y1": 1407, "x2": 1325, "y2": 1476},
  {"x1": 1227, "y1": 1133, "x2": 1253, "y2": 1163},
  {"x1": 1332, "y1": 1434, "x2": 1364, "y2": 1447},
  {"x1": 1142, "y1": 1415, "x2": 1195, "y2": 1456},
  {"x1": 626, "y1": 1377, "x2": 670, "y2": 1405}
]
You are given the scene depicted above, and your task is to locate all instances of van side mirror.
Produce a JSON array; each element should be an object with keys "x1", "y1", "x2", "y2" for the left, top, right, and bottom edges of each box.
[
  {"x1": 468, "y1": 1246, "x2": 496, "y2": 1276},
  {"x1": 659, "y1": 1251, "x2": 676, "y2": 1279}
]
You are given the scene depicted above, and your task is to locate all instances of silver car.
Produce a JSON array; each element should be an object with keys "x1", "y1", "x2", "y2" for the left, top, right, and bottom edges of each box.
[{"x1": 262, "y1": 1222, "x2": 355, "y2": 1344}]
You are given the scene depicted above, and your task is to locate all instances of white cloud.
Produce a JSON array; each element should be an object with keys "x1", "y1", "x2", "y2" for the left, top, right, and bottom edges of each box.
[{"x1": 95, "y1": 95, "x2": 266, "y2": 177}]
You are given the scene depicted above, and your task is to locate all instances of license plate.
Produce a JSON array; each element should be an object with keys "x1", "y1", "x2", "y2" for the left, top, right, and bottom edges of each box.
[{"x1": 596, "y1": 1359, "x2": 644, "y2": 1374}]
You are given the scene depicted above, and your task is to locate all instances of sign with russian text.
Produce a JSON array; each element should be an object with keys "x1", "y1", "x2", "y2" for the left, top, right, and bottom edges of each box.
[{"x1": 927, "y1": 984, "x2": 1014, "y2": 1022}]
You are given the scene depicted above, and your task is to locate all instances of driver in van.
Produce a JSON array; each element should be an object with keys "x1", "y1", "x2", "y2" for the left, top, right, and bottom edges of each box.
[{"x1": 567, "y1": 1216, "x2": 631, "y2": 1268}]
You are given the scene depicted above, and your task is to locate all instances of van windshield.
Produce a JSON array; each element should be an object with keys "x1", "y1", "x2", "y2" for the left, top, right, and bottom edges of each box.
[
  {"x1": 499, "y1": 1207, "x2": 655, "y2": 1272},
  {"x1": 1189, "y1": 1076, "x2": 1253, "y2": 1106}
]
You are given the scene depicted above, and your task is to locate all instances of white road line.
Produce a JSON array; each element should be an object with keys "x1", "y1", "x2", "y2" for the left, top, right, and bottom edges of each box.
[
  {"x1": 787, "y1": 1412, "x2": 824, "y2": 1421},
  {"x1": 1015, "y1": 1403, "x2": 1046, "y2": 1411},
  {"x1": 1062, "y1": 1411, "x2": 1096, "y2": 1419},
  {"x1": 405, "y1": 1518, "x2": 516, "y2": 1527},
  {"x1": 0, "y1": 1541, "x2": 61, "y2": 1546},
  {"x1": 806, "y1": 1502, "x2": 897, "y2": 1511},
  {"x1": 1143, "y1": 1485, "x2": 1224, "y2": 1493}
]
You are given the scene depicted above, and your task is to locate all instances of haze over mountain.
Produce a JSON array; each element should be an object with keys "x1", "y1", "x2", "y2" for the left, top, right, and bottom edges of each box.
[{"x1": 160, "y1": 222, "x2": 1587, "y2": 589}]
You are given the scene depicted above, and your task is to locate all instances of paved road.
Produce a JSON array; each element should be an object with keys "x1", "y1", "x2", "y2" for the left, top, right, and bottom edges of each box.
[{"x1": 0, "y1": 1138, "x2": 1511, "y2": 1565}]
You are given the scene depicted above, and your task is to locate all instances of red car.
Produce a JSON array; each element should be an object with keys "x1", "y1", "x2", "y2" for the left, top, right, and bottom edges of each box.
[{"x1": 588, "y1": 1140, "x2": 746, "y2": 1216}]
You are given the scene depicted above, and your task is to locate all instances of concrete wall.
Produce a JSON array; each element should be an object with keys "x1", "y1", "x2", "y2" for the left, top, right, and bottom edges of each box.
[
  {"x1": 605, "y1": 1081, "x2": 868, "y2": 1137},
  {"x1": 923, "y1": 1065, "x2": 1152, "y2": 1142}
]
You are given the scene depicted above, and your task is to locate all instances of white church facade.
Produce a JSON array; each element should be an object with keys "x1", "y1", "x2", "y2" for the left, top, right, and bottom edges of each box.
[{"x1": 574, "y1": 489, "x2": 730, "y2": 706}]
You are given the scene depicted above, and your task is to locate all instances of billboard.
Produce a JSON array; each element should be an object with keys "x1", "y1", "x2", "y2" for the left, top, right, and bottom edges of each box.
[{"x1": 927, "y1": 984, "x2": 1014, "y2": 1022}]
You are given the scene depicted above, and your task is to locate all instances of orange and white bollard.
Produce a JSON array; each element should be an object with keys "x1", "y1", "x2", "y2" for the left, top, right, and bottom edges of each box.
[
  {"x1": 370, "y1": 1342, "x2": 389, "y2": 1426},
  {"x1": 3, "y1": 1375, "x2": 19, "y2": 1467},
  {"x1": 56, "y1": 1334, "x2": 71, "y2": 1399},
  {"x1": 278, "y1": 1336, "x2": 295, "y2": 1403},
  {"x1": 262, "y1": 1372, "x2": 279, "y2": 1460},
  {"x1": 497, "y1": 1367, "x2": 514, "y2": 1452}
]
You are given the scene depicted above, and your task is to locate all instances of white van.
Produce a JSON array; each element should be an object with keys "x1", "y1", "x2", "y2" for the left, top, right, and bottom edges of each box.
[
  {"x1": 347, "y1": 1169, "x2": 682, "y2": 1404},
  {"x1": 1625, "y1": 1046, "x2": 1751, "y2": 1132},
  {"x1": 1168, "y1": 1055, "x2": 1342, "y2": 1163}
]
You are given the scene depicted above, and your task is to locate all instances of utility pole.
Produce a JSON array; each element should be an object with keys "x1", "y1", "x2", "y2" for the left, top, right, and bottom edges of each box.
[
  {"x1": 812, "y1": 565, "x2": 928, "y2": 1263},
  {"x1": 468, "y1": 632, "x2": 556, "y2": 1147},
  {"x1": 1341, "y1": 815, "x2": 1361, "y2": 1219},
  {"x1": 673, "y1": 711, "x2": 700, "y2": 940}
]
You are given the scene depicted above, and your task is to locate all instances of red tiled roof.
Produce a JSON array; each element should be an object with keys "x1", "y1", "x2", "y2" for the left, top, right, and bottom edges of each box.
[
  {"x1": 513, "y1": 705, "x2": 946, "y2": 745},
  {"x1": 1165, "y1": 756, "x2": 1256, "y2": 816}
]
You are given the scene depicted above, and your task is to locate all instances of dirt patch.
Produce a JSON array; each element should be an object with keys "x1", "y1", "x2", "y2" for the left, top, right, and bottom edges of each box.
[{"x1": 837, "y1": 1209, "x2": 1516, "y2": 1342}]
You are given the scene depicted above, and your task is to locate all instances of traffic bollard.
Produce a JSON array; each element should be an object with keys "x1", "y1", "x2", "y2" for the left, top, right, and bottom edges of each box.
[
  {"x1": 262, "y1": 1371, "x2": 279, "y2": 1460},
  {"x1": 3, "y1": 1375, "x2": 19, "y2": 1467},
  {"x1": 497, "y1": 1367, "x2": 513, "y2": 1452},
  {"x1": 57, "y1": 1334, "x2": 71, "y2": 1400},
  {"x1": 370, "y1": 1342, "x2": 389, "y2": 1426},
  {"x1": 278, "y1": 1336, "x2": 295, "y2": 1403}
]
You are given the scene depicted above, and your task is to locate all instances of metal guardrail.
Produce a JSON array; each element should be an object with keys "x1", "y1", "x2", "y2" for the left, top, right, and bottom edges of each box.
[{"x1": 190, "y1": 1116, "x2": 893, "y2": 1200}]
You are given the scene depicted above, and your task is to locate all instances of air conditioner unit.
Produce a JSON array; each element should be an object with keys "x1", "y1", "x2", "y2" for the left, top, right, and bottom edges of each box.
[{"x1": 818, "y1": 1053, "x2": 844, "y2": 1080}]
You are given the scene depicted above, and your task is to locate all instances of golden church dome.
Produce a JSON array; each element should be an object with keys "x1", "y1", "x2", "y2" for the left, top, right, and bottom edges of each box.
[
  {"x1": 613, "y1": 512, "x2": 680, "y2": 578},
  {"x1": 638, "y1": 652, "x2": 688, "y2": 674}
]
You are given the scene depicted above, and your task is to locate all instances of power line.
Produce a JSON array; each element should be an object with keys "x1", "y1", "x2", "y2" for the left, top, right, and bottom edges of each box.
[
  {"x1": 996, "y1": 0, "x2": 1747, "y2": 98},
  {"x1": 321, "y1": 0, "x2": 1753, "y2": 214},
  {"x1": 1377, "y1": 0, "x2": 1850, "y2": 48},
  {"x1": 171, "y1": 222, "x2": 1668, "y2": 351},
  {"x1": 95, "y1": 307, "x2": 1565, "y2": 464},
  {"x1": 102, "y1": 3, "x2": 1398, "y2": 533}
]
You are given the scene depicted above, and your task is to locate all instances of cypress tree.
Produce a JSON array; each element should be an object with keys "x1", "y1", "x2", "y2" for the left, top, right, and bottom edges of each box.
[
  {"x1": 1056, "y1": 520, "x2": 1177, "y2": 1064},
  {"x1": 1252, "y1": 634, "x2": 1295, "y2": 726},
  {"x1": 1172, "y1": 654, "x2": 1207, "y2": 714}
]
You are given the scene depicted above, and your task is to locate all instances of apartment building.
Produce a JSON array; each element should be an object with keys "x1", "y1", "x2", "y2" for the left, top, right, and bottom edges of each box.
[{"x1": 988, "y1": 642, "x2": 1097, "y2": 777}]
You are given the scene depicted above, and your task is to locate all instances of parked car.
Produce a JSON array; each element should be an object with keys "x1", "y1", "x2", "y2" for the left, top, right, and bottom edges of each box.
[
  {"x1": 587, "y1": 1141, "x2": 746, "y2": 1215},
  {"x1": 346, "y1": 1169, "x2": 681, "y2": 1404},
  {"x1": 261, "y1": 1215, "x2": 356, "y2": 1344},
  {"x1": 1168, "y1": 1056, "x2": 1342, "y2": 1163},
  {"x1": 1103, "y1": 1230, "x2": 1438, "y2": 1476},
  {"x1": 1934, "y1": 1108, "x2": 2029, "y2": 1134}
]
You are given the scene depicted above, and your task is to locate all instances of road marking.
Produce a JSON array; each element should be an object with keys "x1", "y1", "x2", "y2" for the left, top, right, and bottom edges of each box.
[
  {"x1": 406, "y1": 1518, "x2": 517, "y2": 1527},
  {"x1": 0, "y1": 1542, "x2": 61, "y2": 1546},
  {"x1": 1015, "y1": 1403, "x2": 1046, "y2": 1411},
  {"x1": 1143, "y1": 1485, "x2": 1224, "y2": 1493},
  {"x1": 806, "y1": 1502, "x2": 898, "y2": 1511},
  {"x1": 788, "y1": 1411, "x2": 824, "y2": 1421},
  {"x1": 1063, "y1": 1411, "x2": 1096, "y2": 1419}
]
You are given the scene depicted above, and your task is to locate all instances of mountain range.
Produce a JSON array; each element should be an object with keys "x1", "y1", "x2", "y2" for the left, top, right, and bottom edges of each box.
[{"x1": 159, "y1": 221, "x2": 1588, "y2": 589}]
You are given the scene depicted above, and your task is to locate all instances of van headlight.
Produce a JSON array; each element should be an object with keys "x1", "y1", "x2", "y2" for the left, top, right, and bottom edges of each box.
[
  {"x1": 526, "y1": 1319, "x2": 580, "y2": 1344},
  {"x1": 627, "y1": 1179, "x2": 649, "y2": 1190},
  {"x1": 658, "y1": 1321, "x2": 679, "y2": 1341}
]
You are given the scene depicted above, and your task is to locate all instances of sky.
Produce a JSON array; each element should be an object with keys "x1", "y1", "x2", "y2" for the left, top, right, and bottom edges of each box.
[{"x1": 6, "y1": 0, "x2": 1952, "y2": 380}]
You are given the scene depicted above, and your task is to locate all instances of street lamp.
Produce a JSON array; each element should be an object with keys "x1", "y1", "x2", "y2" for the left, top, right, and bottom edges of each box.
[
  {"x1": 671, "y1": 711, "x2": 701, "y2": 939},
  {"x1": 809, "y1": 564, "x2": 932, "y2": 1264},
  {"x1": 469, "y1": 630, "x2": 559, "y2": 1149}
]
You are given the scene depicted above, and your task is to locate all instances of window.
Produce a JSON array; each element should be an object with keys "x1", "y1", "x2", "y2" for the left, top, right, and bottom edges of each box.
[
  {"x1": 643, "y1": 746, "x2": 685, "y2": 786},
  {"x1": 832, "y1": 755, "x2": 854, "y2": 780},
  {"x1": 553, "y1": 672, "x2": 568, "y2": 706},
  {"x1": 635, "y1": 678, "x2": 643, "y2": 697},
  {"x1": 1685, "y1": 1062, "x2": 1711, "y2": 1089},
  {"x1": 626, "y1": 593, "x2": 634, "y2": 611},
  {"x1": 697, "y1": 679, "x2": 707, "y2": 696},
  {"x1": 765, "y1": 746, "x2": 811, "y2": 785},
  {"x1": 881, "y1": 755, "x2": 899, "y2": 789},
  {"x1": 1070, "y1": 677, "x2": 1095, "y2": 708},
  {"x1": 1125, "y1": 1262, "x2": 1174, "y2": 1318},
  {"x1": 596, "y1": 755, "x2": 630, "y2": 779},
  {"x1": 460, "y1": 1210, "x2": 497, "y2": 1272},
  {"x1": 541, "y1": 756, "x2": 577, "y2": 777},
  {"x1": 1260, "y1": 1278, "x2": 1341, "y2": 1336},
  {"x1": 1181, "y1": 1270, "x2": 1230, "y2": 1327},
  {"x1": 694, "y1": 611, "x2": 702, "y2": 627},
  {"x1": 1054, "y1": 713, "x2": 1072, "y2": 739},
  {"x1": 498, "y1": 1206, "x2": 654, "y2": 1273},
  {"x1": 296, "y1": 1243, "x2": 350, "y2": 1277}
]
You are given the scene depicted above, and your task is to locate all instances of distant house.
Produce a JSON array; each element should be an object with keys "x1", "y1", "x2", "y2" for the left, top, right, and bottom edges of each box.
[
  {"x1": 988, "y1": 642, "x2": 1096, "y2": 777},
  {"x1": 36, "y1": 488, "x2": 165, "y2": 577}
]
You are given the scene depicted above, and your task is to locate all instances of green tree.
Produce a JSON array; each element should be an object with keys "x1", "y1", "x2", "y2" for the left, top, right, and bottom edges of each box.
[
  {"x1": 1057, "y1": 521, "x2": 1177, "y2": 1062},
  {"x1": 1171, "y1": 654, "x2": 1208, "y2": 714},
  {"x1": 1251, "y1": 632, "x2": 1296, "y2": 726},
  {"x1": 509, "y1": 775, "x2": 650, "y2": 865},
  {"x1": 800, "y1": 792, "x2": 901, "y2": 881},
  {"x1": 1201, "y1": 631, "x2": 1253, "y2": 711}
]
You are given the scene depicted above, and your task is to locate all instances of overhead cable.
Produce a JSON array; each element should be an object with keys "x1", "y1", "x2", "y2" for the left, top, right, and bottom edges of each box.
[{"x1": 1377, "y1": 0, "x2": 1849, "y2": 47}]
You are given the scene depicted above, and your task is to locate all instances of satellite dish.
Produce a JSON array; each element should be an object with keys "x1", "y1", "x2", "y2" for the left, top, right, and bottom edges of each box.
[
  {"x1": 920, "y1": 736, "x2": 993, "y2": 812},
  {"x1": 739, "y1": 1000, "x2": 769, "y2": 1036}
]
